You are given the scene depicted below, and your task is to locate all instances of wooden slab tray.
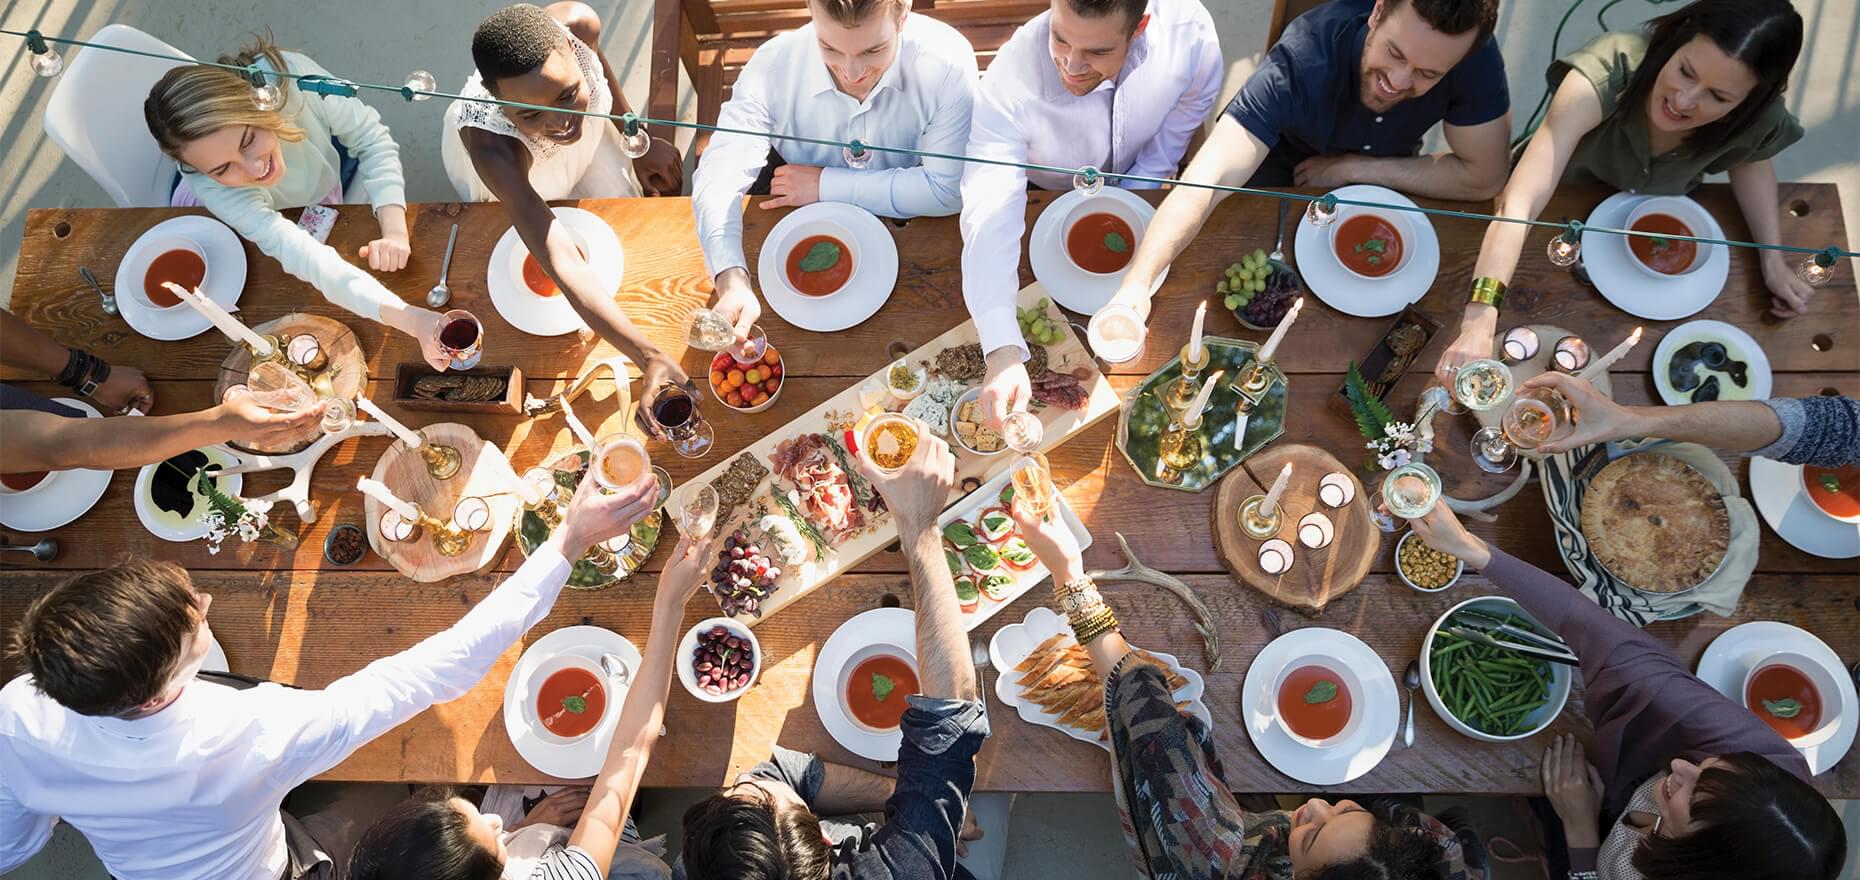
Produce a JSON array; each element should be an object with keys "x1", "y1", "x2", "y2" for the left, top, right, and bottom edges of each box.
[
  {"x1": 362, "y1": 422, "x2": 525, "y2": 582},
  {"x1": 1212, "y1": 443, "x2": 1378, "y2": 615},
  {"x1": 670, "y1": 284, "x2": 1121, "y2": 627},
  {"x1": 212, "y1": 312, "x2": 368, "y2": 454}
]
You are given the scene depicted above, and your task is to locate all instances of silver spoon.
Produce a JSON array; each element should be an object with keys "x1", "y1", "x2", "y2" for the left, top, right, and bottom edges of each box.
[
  {"x1": 1, "y1": 539, "x2": 59, "y2": 561},
  {"x1": 79, "y1": 267, "x2": 116, "y2": 316},
  {"x1": 1402, "y1": 659, "x2": 1421, "y2": 747},
  {"x1": 1269, "y1": 199, "x2": 1291, "y2": 266},
  {"x1": 425, "y1": 223, "x2": 459, "y2": 308}
]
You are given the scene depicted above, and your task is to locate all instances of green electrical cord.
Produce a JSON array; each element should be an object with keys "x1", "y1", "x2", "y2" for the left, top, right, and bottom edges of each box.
[{"x1": 7, "y1": 26, "x2": 1851, "y2": 262}]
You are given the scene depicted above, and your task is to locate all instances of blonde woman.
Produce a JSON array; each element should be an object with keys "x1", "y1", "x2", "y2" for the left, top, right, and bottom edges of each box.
[{"x1": 145, "y1": 34, "x2": 449, "y2": 368}]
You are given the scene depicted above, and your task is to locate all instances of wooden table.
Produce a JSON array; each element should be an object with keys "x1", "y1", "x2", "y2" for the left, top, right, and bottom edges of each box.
[{"x1": 3, "y1": 185, "x2": 1855, "y2": 796}]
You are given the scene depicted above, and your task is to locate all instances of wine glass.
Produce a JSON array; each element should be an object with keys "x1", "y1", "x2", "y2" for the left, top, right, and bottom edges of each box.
[
  {"x1": 650, "y1": 384, "x2": 714, "y2": 459},
  {"x1": 1381, "y1": 462, "x2": 1444, "y2": 521},
  {"x1": 435, "y1": 309, "x2": 484, "y2": 370},
  {"x1": 677, "y1": 484, "x2": 720, "y2": 539},
  {"x1": 1002, "y1": 411, "x2": 1055, "y2": 517},
  {"x1": 245, "y1": 361, "x2": 318, "y2": 413},
  {"x1": 1471, "y1": 387, "x2": 1574, "y2": 473},
  {"x1": 686, "y1": 307, "x2": 736, "y2": 352},
  {"x1": 593, "y1": 433, "x2": 672, "y2": 505},
  {"x1": 729, "y1": 323, "x2": 769, "y2": 367},
  {"x1": 1450, "y1": 358, "x2": 1515, "y2": 412},
  {"x1": 319, "y1": 398, "x2": 356, "y2": 435}
]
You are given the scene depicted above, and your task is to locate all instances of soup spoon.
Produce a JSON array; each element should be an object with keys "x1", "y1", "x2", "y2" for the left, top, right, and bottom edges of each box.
[
  {"x1": 425, "y1": 223, "x2": 459, "y2": 308},
  {"x1": 79, "y1": 266, "x2": 116, "y2": 317},
  {"x1": 0, "y1": 539, "x2": 58, "y2": 561}
]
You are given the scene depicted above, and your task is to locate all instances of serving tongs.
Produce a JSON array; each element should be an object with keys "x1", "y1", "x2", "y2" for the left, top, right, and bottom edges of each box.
[
  {"x1": 1456, "y1": 609, "x2": 1575, "y2": 653},
  {"x1": 1445, "y1": 624, "x2": 1580, "y2": 667}
]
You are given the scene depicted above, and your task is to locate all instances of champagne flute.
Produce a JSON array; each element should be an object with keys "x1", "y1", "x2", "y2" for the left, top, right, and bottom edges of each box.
[
  {"x1": 1471, "y1": 387, "x2": 1574, "y2": 473},
  {"x1": 1002, "y1": 411, "x2": 1055, "y2": 517},
  {"x1": 677, "y1": 484, "x2": 720, "y2": 539},
  {"x1": 245, "y1": 361, "x2": 318, "y2": 413}
]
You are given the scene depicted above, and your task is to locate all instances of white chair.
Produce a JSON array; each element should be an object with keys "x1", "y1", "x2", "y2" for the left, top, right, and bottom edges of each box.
[{"x1": 43, "y1": 24, "x2": 194, "y2": 208}]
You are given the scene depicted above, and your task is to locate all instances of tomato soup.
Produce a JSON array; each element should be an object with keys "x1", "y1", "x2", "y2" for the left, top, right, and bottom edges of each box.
[
  {"x1": 1065, "y1": 212, "x2": 1136, "y2": 274},
  {"x1": 1, "y1": 471, "x2": 49, "y2": 492},
  {"x1": 144, "y1": 248, "x2": 206, "y2": 307},
  {"x1": 1334, "y1": 214, "x2": 1403, "y2": 278},
  {"x1": 846, "y1": 654, "x2": 917, "y2": 730},
  {"x1": 1746, "y1": 663, "x2": 1821, "y2": 739},
  {"x1": 786, "y1": 235, "x2": 853, "y2": 296},
  {"x1": 1803, "y1": 464, "x2": 1860, "y2": 521},
  {"x1": 1628, "y1": 213, "x2": 1697, "y2": 274},
  {"x1": 520, "y1": 245, "x2": 586, "y2": 297},
  {"x1": 1277, "y1": 664, "x2": 1353, "y2": 741},
  {"x1": 536, "y1": 666, "x2": 606, "y2": 739}
]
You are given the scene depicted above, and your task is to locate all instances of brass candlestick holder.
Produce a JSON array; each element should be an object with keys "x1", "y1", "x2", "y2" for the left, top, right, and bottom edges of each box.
[
  {"x1": 1234, "y1": 356, "x2": 1274, "y2": 399},
  {"x1": 1163, "y1": 342, "x2": 1211, "y2": 412},
  {"x1": 417, "y1": 510, "x2": 472, "y2": 557},
  {"x1": 1155, "y1": 412, "x2": 1205, "y2": 478},
  {"x1": 417, "y1": 433, "x2": 463, "y2": 480},
  {"x1": 1238, "y1": 494, "x2": 1284, "y2": 540},
  {"x1": 247, "y1": 334, "x2": 290, "y2": 366}
]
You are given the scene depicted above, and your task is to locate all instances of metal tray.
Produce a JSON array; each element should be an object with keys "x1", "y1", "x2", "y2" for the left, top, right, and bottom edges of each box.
[{"x1": 1115, "y1": 337, "x2": 1288, "y2": 492}]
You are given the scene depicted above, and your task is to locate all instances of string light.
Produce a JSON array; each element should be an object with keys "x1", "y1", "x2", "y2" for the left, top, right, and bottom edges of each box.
[
  {"x1": 3, "y1": 27, "x2": 1854, "y2": 269},
  {"x1": 402, "y1": 69, "x2": 436, "y2": 101},
  {"x1": 1546, "y1": 220, "x2": 1582, "y2": 267},
  {"x1": 1306, "y1": 193, "x2": 1339, "y2": 227},
  {"x1": 841, "y1": 139, "x2": 872, "y2": 170},
  {"x1": 245, "y1": 65, "x2": 283, "y2": 112},
  {"x1": 25, "y1": 30, "x2": 61, "y2": 78},
  {"x1": 619, "y1": 112, "x2": 651, "y2": 158},
  {"x1": 1799, "y1": 248, "x2": 1838, "y2": 288}
]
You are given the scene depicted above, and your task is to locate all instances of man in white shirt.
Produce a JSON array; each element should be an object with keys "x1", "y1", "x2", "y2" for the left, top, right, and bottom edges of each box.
[
  {"x1": 961, "y1": 0, "x2": 1221, "y2": 430},
  {"x1": 0, "y1": 473, "x2": 658, "y2": 880},
  {"x1": 696, "y1": 0, "x2": 979, "y2": 342}
]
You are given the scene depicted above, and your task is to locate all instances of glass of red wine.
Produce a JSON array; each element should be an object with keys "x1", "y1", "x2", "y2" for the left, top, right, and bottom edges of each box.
[
  {"x1": 651, "y1": 384, "x2": 713, "y2": 458},
  {"x1": 436, "y1": 309, "x2": 483, "y2": 370}
]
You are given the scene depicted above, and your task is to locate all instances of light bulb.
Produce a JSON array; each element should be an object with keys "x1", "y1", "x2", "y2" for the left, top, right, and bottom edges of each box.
[
  {"x1": 1798, "y1": 252, "x2": 1836, "y2": 288},
  {"x1": 403, "y1": 69, "x2": 436, "y2": 100},
  {"x1": 619, "y1": 114, "x2": 651, "y2": 158},
  {"x1": 1305, "y1": 195, "x2": 1338, "y2": 227},
  {"x1": 252, "y1": 82, "x2": 283, "y2": 112},
  {"x1": 1546, "y1": 231, "x2": 1581, "y2": 267},
  {"x1": 1072, "y1": 166, "x2": 1104, "y2": 196},
  {"x1": 842, "y1": 140, "x2": 873, "y2": 170},
  {"x1": 30, "y1": 48, "x2": 63, "y2": 78}
]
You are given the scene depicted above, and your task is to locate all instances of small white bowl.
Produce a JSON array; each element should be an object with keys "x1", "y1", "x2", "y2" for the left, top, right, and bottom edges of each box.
[
  {"x1": 948, "y1": 388, "x2": 1006, "y2": 458},
  {"x1": 781, "y1": 219, "x2": 860, "y2": 297},
  {"x1": 1741, "y1": 651, "x2": 1843, "y2": 748},
  {"x1": 135, "y1": 235, "x2": 209, "y2": 312},
  {"x1": 524, "y1": 653, "x2": 621, "y2": 745},
  {"x1": 1271, "y1": 655, "x2": 1365, "y2": 749},
  {"x1": 1625, "y1": 196, "x2": 1716, "y2": 279},
  {"x1": 1396, "y1": 531, "x2": 1464, "y2": 592},
  {"x1": 835, "y1": 641, "x2": 920, "y2": 734},
  {"x1": 1326, "y1": 207, "x2": 1415, "y2": 281},
  {"x1": 679, "y1": 617, "x2": 762, "y2": 703},
  {"x1": 508, "y1": 224, "x2": 590, "y2": 297},
  {"x1": 0, "y1": 469, "x2": 56, "y2": 499},
  {"x1": 1061, "y1": 194, "x2": 1144, "y2": 277},
  {"x1": 1420, "y1": 597, "x2": 1573, "y2": 743},
  {"x1": 1799, "y1": 466, "x2": 1860, "y2": 524}
]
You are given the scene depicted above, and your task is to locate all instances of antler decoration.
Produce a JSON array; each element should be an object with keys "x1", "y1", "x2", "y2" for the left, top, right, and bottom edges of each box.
[{"x1": 1088, "y1": 532, "x2": 1222, "y2": 671}]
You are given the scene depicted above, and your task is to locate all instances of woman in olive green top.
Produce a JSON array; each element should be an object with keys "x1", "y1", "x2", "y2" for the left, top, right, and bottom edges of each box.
[{"x1": 1437, "y1": 0, "x2": 1808, "y2": 384}]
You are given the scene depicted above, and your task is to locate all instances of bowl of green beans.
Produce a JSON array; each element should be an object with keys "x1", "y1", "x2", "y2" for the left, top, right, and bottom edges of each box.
[{"x1": 1421, "y1": 597, "x2": 1573, "y2": 742}]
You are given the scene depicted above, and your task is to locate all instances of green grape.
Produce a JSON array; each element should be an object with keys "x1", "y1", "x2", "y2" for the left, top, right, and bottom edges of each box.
[
  {"x1": 1038, "y1": 297, "x2": 1050, "y2": 308},
  {"x1": 1216, "y1": 281, "x2": 1230, "y2": 294},
  {"x1": 1224, "y1": 294, "x2": 1242, "y2": 309},
  {"x1": 1252, "y1": 248, "x2": 1267, "y2": 264}
]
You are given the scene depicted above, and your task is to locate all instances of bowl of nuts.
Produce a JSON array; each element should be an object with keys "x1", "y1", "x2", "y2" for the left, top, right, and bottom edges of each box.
[
  {"x1": 1396, "y1": 530, "x2": 1463, "y2": 592},
  {"x1": 679, "y1": 617, "x2": 762, "y2": 703}
]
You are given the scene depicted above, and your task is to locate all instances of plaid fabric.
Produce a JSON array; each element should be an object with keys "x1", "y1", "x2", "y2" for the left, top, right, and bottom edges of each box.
[{"x1": 1104, "y1": 656, "x2": 1481, "y2": 880}]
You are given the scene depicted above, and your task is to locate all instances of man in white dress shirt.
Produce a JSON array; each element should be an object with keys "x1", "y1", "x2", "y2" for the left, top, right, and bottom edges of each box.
[
  {"x1": 0, "y1": 473, "x2": 658, "y2": 880},
  {"x1": 960, "y1": 0, "x2": 1221, "y2": 429},
  {"x1": 696, "y1": 0, "x2": 979, "y2": 342}
]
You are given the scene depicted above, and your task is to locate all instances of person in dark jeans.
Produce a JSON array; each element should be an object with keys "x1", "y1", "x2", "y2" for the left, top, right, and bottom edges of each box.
[{"x1": 680, "y1": 423, "x2": 987, "y2": 880}]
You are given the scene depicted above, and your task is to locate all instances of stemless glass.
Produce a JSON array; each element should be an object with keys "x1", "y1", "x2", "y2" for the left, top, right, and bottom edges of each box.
[
  {"x1": 436, "y1": 309, "x2": 484, "y2": 370},
  {"x1": 1471, "y1": 386, "x2": 1574, "y2": 473},
  {"x1": 650, "y1": 384, "x2": 714, "y2": 459},
  {"x1": 1086, "y1": 303, "x2": 1148, "y2": 365},
  {"x1": 594, "y1": 433, "x2": 672, "y2": 505}
]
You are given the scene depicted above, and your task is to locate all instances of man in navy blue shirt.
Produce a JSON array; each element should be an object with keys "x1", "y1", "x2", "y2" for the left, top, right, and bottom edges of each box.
[{"x1": 1110, "y1": 0, "x2": 1511, "y2": 319}]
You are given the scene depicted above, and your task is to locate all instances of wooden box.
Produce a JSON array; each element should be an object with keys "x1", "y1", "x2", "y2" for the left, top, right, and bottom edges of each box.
[
  {"x1": 393, "y1": 364, "x2": 525, "y2": 415},
  {"x1": 1329, "y1": 308, "x2": 1440, "y2": 422}
]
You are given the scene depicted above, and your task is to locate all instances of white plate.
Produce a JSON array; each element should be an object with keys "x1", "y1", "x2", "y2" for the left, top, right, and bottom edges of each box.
[
  {"x1": 938, "y1": 467, "x2": 1094, "y2": 632},
  {"x1": 486, "y1": 207, "x2": 616, "y2": 337},
  {"x1": 114, "y1": 216, "x2": 248, "y2": 341},
  {"x1": 1028, "y1": 188, "x2": 1166, "y2": 316},
  {"x1": 812, "y1": 607, "x2": 916, "y2": 762},
  {"x1": 503, "y1": 625, "x2": 642, "y2": 779},
  {"x1": 988, "y1": 606, "x2": 1209, "y2": 751},
  {"x1": 1748, "y1": 457, "x2": 1860, "y2": 559},
  {"x1": 1294, "y1": 185, "x2": 1440, "y2": 318},
  {"x1": 0, "y1": 398, "x2": 114, "y2": 532},
  {"x1": 1582, "y1": 193, "x2": 1729, "y2": 320},
  {"x1": 1241, "y1": 627, "x2": 1399, "y2": 785},
  {"x1": 1650, "y1": 319, "x2": 1771, "y2": 405},
  {"x1": 756, "y1": 202, "x2": 899, "y2": 332},
  {"x1": 132, "y1": 445, "x2": 244, "y2": 542},
  {"x1": 1696, "y1": 621, "x2": 1857, "y2": 775}
]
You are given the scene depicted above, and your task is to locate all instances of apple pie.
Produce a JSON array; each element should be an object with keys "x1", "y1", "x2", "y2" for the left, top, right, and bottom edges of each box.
[{"x1": 1580, "y1": 453, "x2": 1729, "y2": 593}]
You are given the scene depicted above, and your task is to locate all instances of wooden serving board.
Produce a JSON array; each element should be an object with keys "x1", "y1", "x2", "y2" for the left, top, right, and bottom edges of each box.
[
  {"x1": 672, "y1": 284, "x2": 1121, "y2": 627},
  {"x1": 213, "y1": 312, "x2": 369, "y2": 454},
  {"x1": 1212, "y1": 444, "x2": 1378, "y2": 614},
  {"x1": 362, "y1": 422, "x2": 524, "y2": 582}
]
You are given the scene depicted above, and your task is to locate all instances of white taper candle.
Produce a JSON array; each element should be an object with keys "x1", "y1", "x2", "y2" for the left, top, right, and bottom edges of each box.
[
  {"x1": 356, "y1": 476, "x2": 420, "y2": 521},
  {"x1": 355, "y1": 397, "x2": 423, "y2": 449}
]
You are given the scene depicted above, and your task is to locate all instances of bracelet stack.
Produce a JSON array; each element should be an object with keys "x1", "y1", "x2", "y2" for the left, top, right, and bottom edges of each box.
[
  {"x1": 1468, "y1": 276, "x2": 1506, "y2": 312},
  {"x1": 55, "y1": 347, "x2": 111, "y2": 398},
  {"x1": 1054, "y1": 575, "x2": 1120, "y2": 643}
]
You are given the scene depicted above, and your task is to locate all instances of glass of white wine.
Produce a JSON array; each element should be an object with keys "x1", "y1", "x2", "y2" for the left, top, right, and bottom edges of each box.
[
  {"x1": 1471, "y1": 387, "x2": 1574, "y2": 473},
  {"x1": 1451, "y1": 358, "x2": 1515, "y2": 412},
  {"x1": 677, "y1": 483, "x2": 719, "y2": 539},
  {"x1": 1002, "y1": 411, "x2": 1055, "y2": 518},
  {"x1": 1381, "y1": 462, "x2": 1443, "y2": 521}
]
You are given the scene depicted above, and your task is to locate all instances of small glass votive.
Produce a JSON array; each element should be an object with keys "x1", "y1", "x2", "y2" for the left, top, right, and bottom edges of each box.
[
  {"x1": 1297, "y1": 512, "x2": 1335, "y2": 549},
  {"x1": 1257, "y1": 539, "x2": 1296, "y2": 574},
  {"x1": 453, "y1": 496, "x2": 492, "y2": 532},
  {"x1": 286, "y1": 333, "x2": 329, "y2": 371},
  {"x1": 1552, "y1": 336, "x2": 1592, "y2": 373},
  {"x1": 1501, "y1": 327, "x2": 1541, "y2": 364},
  {"x1": 380, "y1": 509, "x2": 421, "y2": 543},
  {"x1": 1317, "y1": 472, "x2": 1356, "y2": 508}
]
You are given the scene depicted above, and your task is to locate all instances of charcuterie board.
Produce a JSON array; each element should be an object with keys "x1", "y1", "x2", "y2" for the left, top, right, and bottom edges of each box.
[{"x1": 672, "y1": 284, "x2": 1120, "y2": 627}]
